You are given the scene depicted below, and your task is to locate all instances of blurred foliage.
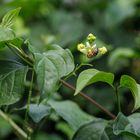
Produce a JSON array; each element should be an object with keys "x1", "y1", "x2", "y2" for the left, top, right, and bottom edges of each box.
[{"x1": 0, "y1": 0, "x2": 140, "y2": 139}]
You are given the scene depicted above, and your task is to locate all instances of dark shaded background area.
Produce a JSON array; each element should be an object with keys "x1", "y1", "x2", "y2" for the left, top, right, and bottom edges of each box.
[{"x1": 0, "y1": 0, "x2": 140, "y2": 139}]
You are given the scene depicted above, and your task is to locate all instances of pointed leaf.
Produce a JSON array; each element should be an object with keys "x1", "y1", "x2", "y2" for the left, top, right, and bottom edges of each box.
[
  {"x1": 120, "y1": 75, "x2": 140, "y2": 111},
  {"x1": 1, "y1": 7, "x2": 21, "y2": 28},
  {"x1": 48, "y1": 100, "x2": 94, "y2": 131},
  {"x1": 74, "y1": 69, "x2": 114, "y2": 95},
  {"x1": 35, "y1": 53, "x2": 59, "y2": 97},
  {"x1": 34, "y1": 45, "x2": 74, "y2": 98},
  {"x1": 0, "y1": 60, "x2": 27, "y2": 105}
]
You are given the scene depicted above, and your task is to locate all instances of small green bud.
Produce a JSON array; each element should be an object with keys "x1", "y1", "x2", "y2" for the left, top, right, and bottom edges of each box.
[
  {"x1": 87, "y1": 33, "x2": 96, "y2": 43},
  {"x1": 77, "y1": 43, "x2": 87, "y2": 54},
  {"x1": 77, "y1": 43, "x2": 85, "y2": 50},
  {"x1": 98, "y1": 46, "x2": 107, "y2": 54}
]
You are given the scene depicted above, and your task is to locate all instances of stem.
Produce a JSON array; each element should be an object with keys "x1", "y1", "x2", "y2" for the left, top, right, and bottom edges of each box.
[
  {"x1": 63, "y1": 64, "x2": 82, "y2": 81},
  {"x1": 0, "y1": 110, "x2": 29, "y2": 140},
  {"x1": 60, "y1": 79, "x2": 116, "y2": 119},
  {"x1": 6, "y1": 43, "x2": 33, "y2": 67},
  {"x1": 9, "y1": 43, "x2": 34, "y2": 63},
  {"x1": 115, "y1": 86, "x2": 121, "y2": 112},
  {"x1": 25, "y1": 69, "x2": 35, "y2": 122},
  {"x1": 64, "y1": 63, "x2": 93, "y2": 81},
  {"x1": 58, "y1": 63, "x2": 92, "y2": 88}
]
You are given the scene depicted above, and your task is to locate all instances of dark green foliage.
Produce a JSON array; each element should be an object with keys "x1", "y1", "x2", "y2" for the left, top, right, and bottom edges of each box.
[{"x1": 0, "y1": 0, "x2": 140, "y2": 140}]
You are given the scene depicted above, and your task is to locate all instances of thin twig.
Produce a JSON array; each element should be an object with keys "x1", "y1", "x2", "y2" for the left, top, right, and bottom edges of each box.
[
  {"x1": 115, "y1": 85, "x2": 121, "y2": 112},
  {"x1": 60, "y1": 79, "x2": 116, "y2": 119},
  {"x1": 25, "y1": 69, "x2": 35, "y2": 122},
  {"x1": 0, "y1": 110, "x2": 29, "y2": 140}
]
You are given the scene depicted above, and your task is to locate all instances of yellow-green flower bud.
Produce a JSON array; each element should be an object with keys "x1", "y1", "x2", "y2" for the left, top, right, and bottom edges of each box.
[
  {"x1": 87, "y1": 33, "x2": 96, "y2": 43},
  {"x1": 77, "y1": 43, "x2": 87, "y2": 54},
  {"x1": 98, "y1": 47, "x2": 107, "y2": 54},
  {"x1": 77, "y1": 43, "x2": 85, "y2": 51}
]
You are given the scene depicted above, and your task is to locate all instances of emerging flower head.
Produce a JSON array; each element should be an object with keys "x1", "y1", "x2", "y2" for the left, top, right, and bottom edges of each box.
[
  {"x1": 87, "y1": 33, "x2": 96, "y2": 43},
  {"x1": 77, "y1": 33, "x2": 107, "y2": 58}
]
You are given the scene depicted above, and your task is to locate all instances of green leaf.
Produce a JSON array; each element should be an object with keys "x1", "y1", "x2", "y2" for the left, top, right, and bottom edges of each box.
[
  {"x1": 128, "y1": 113, "x2": 140, "y2": 136},
  {"x1": 0, "y1": 26, "x2": 16, "y2": 42},
  {"x1": 34, "y1": 45, "x2": 74, "y2": 98},
  {"x1": 74, "y1": 69, "x2": 114, "y2": 95},
  {"x1": 44, "y1": 45, "x2": 74, "y2": 77},
  {"x1": 34, "y1": 53, "x2": 59, "y2": 97},
  {"x1": 1, "y1": 7, "x2": 21, "y2": 28},
  {"x1": 113, "y1": 113, "x2": 140, "y2": 139},
  {"x1": 29, "y1": 104, "x2": 52, "y2": 123},
  {"x1": 0, "y1": 42, "x2": 5, "y2": 50},
  {"x1": 108, "y1": 48, "x2": 135, "y2": 72},
  {"x1": 0, "y1": 60, "x2": 27, "y2": 105},
  {"x1": 120, "y1": 75, "x2": 140, "y2": 111},
  {"x1": 104, "y1": 121, "x2": 122, "y2": 140},
  {"x1": 7, "y1": 38, "x2": 23, "y2": 48},
  {"x1": 73, "y1": 119, "x2": 108, "y2": 140},
  {"x1": 73, "y1": 113, "x2": 139, "y2": 140},
  {"x1": 48, "y1": 100, "x2": 94, "y2": 131}
]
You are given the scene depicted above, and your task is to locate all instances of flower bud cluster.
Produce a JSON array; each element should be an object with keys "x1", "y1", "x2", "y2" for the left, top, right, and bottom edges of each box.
[{"x1": 77, "y1": 33, "x2": 107, "y2": 58}]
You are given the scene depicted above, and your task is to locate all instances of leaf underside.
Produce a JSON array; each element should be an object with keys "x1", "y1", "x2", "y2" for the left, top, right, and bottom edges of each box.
[{"x1": 0, "y1": 60, "x2": 27, "y2": 105}]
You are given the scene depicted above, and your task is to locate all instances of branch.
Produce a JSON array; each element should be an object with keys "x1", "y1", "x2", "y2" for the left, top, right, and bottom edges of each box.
[
  {"x1": 60, "y1": 79, "x2": 116, "y2": 119},
  {"x1": 0, "y1": 110, "x2": 29, "y2": 140}
]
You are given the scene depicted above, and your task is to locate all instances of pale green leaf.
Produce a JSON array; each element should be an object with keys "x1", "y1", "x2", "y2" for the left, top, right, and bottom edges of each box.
[
  {"x1": 74, "y1": 69, "x2": 114, "y2": 95},
  {"x1": 48, "y1": 100, "x2": 94, "y2": 131},
  {"x1": 29, "y1": 104, "x2": 52, "y2": 123},
  {"x1": 120, "y1": 75, "x2": 140, "y2": 111},
  {"x1": 1, "y1": 7, "x2": 21, "y2": 28}
]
